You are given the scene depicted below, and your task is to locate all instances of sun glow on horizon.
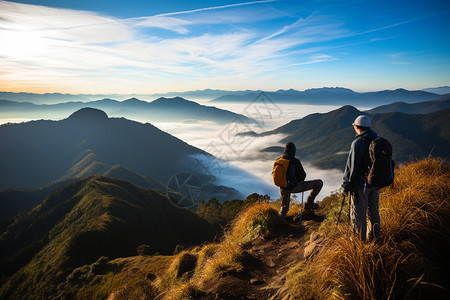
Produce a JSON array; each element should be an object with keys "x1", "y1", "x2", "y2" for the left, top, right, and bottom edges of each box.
[{"x1": 0, "y1": 0, "x2": 449, "y2": 93}]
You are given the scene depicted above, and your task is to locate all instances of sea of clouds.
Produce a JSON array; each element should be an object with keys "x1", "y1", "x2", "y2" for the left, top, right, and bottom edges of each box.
[
  {"x1": 0, "y1": 101, "x2": 370, "y2": 202},
  {"x1": 152, "y1": 102, "x2": 353, "y2": 202}
]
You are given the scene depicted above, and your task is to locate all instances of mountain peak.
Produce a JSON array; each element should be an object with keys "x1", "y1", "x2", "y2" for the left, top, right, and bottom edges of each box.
[
  {"x1": 155, "y1": 96, "x2": 186, "y2": 102},
  {"x1": 67, "y1": 107, "x2": 108, "y2": 121},
  {"x1": 123, "y1": 97, "x2": 142, "y2": 103},
  {"x1": 151, "y1": 96, "x2": 199, "y2": 107}
]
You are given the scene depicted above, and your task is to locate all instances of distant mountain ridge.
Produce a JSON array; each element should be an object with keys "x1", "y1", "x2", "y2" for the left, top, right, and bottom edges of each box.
[
  {"x1": 210, "y1": 87, "x2": 441, "y2": 106},
  {"x1": 1, "y1": 87, "x2": 443, "y2": 106},
  {"x1": 366, "y1": 93, "x2": 450, "y2": 114},
  {"x1": 422, "y1": 86, "x2": 450, "y2": 95},
  {"x1": 257, "y1": 106, "x2": 450, "y2": 169},
  {"x1": 0, "y1": 108, "x2": 241, "y2": 200},
  {"x1": 0, "y1": 96, "x2": 254, "y2": 124},
  {"x1": 0, "y1": 89, "x2": 246, "y2": 103},
  {"x1": 0, "y1": 91, "x2": 91, "y2": 104}
]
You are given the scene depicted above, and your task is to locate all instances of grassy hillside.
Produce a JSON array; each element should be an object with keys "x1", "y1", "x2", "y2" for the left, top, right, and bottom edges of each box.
[
  {"x1": 286, "y1": 158, "x2": 450, "y2": 299},
  {"x1": 1, "y1": 159, "x2": 448, "y2": 299},
  {"x1": 0, "y1": 179, "x2": 74, "y2": 222},
  {"x1": 97, "y1": 158, "x2": 449, "y2": 299},
  {"x1": 0, "y1": 176, "x2": 214, "y2": 299}
]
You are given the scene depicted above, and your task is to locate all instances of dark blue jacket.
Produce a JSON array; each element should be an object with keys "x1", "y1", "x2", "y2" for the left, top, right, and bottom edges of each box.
[
  {"x1": 342, "y1": 129, "x2": 378, "y2": 192},
  {"x1": 282, "y1": 142, "x2": 306, "y2": 190}
]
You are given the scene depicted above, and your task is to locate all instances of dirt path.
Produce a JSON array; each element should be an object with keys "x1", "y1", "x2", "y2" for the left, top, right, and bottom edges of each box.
[{"x1": 201, "y1": 211, "x2": 324, "y2": 299}]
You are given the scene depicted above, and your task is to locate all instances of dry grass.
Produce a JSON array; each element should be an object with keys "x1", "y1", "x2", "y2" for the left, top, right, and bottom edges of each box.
[
  {"x1": 287, "y1": 236, "x2": 407, "y2": 299},
  {"x1": 194, "y1": 203, "x2": 280, "y2": 285},
  {"x1": 286, "y1": 158, "x2": 450, "y2": 299},
  {"x1": 156, "y1": 250, "x2": 199, "y2": 291},
  {"x1": 381, "y1": 158, "x2": 450, "y2": 242},
  {"x1": 155, "y1": 202, "x2": 281, "y2": 299},
  {"x1": 157, "y1": 159, "x2": 450, "y2": 299}
]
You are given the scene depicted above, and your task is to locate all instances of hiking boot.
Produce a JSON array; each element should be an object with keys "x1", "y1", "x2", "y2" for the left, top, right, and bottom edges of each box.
[{"x1": 304, "y1": 202, "x2": 319, "y2": 210}]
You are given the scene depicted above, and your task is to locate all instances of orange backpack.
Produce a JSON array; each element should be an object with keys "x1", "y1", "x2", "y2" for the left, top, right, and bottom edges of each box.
[{"x1": 272, "y1": 157, "x2": 290, "y2": 188}]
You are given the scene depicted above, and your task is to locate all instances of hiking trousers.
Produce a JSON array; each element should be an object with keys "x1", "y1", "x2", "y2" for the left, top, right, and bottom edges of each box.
[
  {"x1": 350, "y1": 186, "x2": 380, "y2": 242},
  {"x1": 279, "y1": 179, "x2": 323, "y2": 217}
]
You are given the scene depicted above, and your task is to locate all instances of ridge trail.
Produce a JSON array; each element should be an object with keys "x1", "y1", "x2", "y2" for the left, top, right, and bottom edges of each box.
[{"x1": 201, "y1": 211, "x2": 325, "y2": 299}]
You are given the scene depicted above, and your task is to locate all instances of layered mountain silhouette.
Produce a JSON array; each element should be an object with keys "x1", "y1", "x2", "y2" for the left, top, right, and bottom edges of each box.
[
  {"x1": 0, "y1": 89, "x2": 247, "y2": 103},
  {"x1": 0, "y1": 108, "x2": 199, "y2": 189},
  {"x1": 257, "y1": 106, "x2": 450, "y2": 169},
  {"x1": 0, "y1": 96, "x2": 254, "y2": 124},
  {"x1": 210, "y1": 87, "x2": 441, "y2": 106},
  {"x1": 1, "y1": 87, "x2": 446, "y2": 105},
  {"x1": 0, "y1": 108, "x2": 241, "y2": 215},
  {"x1": 0, "y1": 91, "x2": 91, "y2": 104},
  {"x1": 0, "y1": 175, "x2": 215, "y2": 299},
  {"x1": 0, "y1": 179, "x2": 74, "y2": 222},
  {"x1": 422, "y1": 86, "x2": 450, "y2": 95},
  {"x1": 366, "y1": 93, "x2": 450, "y2": 114}
]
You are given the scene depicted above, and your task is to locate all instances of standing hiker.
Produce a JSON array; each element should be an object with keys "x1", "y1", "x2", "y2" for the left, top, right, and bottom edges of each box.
[
  {"x1": 341, "y1": 115, "x2": 381, "y2": 242},
  {"x1": 277, "y1": 142, "x2": 323, "y2": 217}
]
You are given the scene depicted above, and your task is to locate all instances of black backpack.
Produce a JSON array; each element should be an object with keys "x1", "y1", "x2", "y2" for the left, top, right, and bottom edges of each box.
[{"x1": 359, "y1": 137, "x2": 395, "y2": 188}]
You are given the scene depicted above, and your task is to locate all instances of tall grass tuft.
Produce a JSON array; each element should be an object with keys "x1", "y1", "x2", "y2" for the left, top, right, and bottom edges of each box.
[
  {"x1": 286, "y1": 158, "x2": 450, "y2": 299},
  {"x1": 195, "y1": 203, "x2": 280, "y2": 285},
  {"x1": 156, "y1": 250, "x2": 199, "y2": 292},
  {"x1": 156, "y1": 203, "x2": 281, "y2": 298},
  {"x1": 229, "y1": 202, "x2": 281, "y2": 242}
]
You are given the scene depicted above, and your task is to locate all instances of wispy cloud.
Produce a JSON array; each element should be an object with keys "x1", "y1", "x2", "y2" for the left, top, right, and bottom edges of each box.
[
  {"x1": 0, "y1": 0, "x2": 349, "y2": 92},
  {"x1": 129, "y1": 0, "x2": 281, "y2": 34},
  {"x1": 388, "y1": 53, "x2": 411, "y2": 65},
  {"x1": 4, "y1": 0, "x2": 436, "y2": 93},
  {"x1": 154, "y1": 0, "x2": 278, "y2": 17}
]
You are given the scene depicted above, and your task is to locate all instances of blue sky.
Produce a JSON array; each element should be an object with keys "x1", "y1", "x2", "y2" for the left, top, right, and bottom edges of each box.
[{"x1": 0, "y1": 0, "x2": 449, "y2": 93}]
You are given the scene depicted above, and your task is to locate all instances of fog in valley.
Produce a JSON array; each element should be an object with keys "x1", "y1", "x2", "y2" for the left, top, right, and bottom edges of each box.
[
  {"x1": 152, "y1": 102, "x2": 365, "y2": 201},
  {"x1": 0, "y1": 102, "x2": 374, "y2": 202}
]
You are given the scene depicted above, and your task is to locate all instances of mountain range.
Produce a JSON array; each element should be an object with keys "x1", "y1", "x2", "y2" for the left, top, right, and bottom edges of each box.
[
  {"x1": 210, "y1": 87, "x2": 442, "y2": 106},
  {"x1": 256, "y1": 106, "x2": 450, "y2": 169},
  {"x1": 366, "y1": 93, "x2": 450, "y2": 114},
  {"x1": 0, "y1": 108, "x2": 203, "y2": 189},
  {"x1": 422, "y1": 86, "x2": 450, "y2": 95},
  {"x1": 1, "y1": 87, "x2": 447, "y2": 105},
  {"x1": 0, "y1": 96, "x2": 254, "y2": 124},
  {"x1": 0, "y1": 179, "x2": 74, "y2": 222},
  {"x1": 0, "y1": 175, "x2": 215, "y2": 299},
  {"x1": 0, "y1": 90, "x2": 249, "y2": 104},
  {"x1": 0, "y1": 108, "x2": 242, "y2": 218}
]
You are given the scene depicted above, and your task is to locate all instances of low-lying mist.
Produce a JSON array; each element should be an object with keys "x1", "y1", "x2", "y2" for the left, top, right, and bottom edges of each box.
[
  {"x1": 153, "y1": 103, "x2": 348, "y2": 202},
  {"x1": 0, "y1": 102, "x2": 349, "y2": 202}
]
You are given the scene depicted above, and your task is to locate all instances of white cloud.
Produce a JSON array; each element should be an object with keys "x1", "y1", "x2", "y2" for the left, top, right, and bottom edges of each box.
[
  {"x1": 0, "y1": 0, "x2": 349, "y2": 93},
  {"x1": 131, "y1": 16, "x2": 192, "y2": 34},
  {"x1": 150, "y1": 103, "x2": 344, "y2": 201},
  {"x1": 155, "y1": 0, "x2": 278, "y2": 17}
]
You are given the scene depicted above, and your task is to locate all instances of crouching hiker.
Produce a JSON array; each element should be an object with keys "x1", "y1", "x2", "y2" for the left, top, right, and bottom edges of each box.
[{"x1": 273, "y1": 142, "x2": 323, "y2": 218}]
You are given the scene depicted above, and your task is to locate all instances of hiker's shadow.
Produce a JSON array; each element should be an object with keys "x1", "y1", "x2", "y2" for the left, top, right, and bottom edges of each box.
[{"x1": 302, "y1": 210, "x2": 325, "y2": 222}]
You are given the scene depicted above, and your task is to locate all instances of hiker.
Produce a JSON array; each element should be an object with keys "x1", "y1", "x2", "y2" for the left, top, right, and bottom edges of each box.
[
  {"x1": 341, "y1": 115, "x2": 381, "y2": 242},
  {"x1": 278, "y1": 142, "x2": 323, "y2": 217}
]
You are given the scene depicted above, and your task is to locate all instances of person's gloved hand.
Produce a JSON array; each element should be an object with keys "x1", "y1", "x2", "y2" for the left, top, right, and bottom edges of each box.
[{"x1": 339, "y1": 187, "x2": 349, "y2": 197}]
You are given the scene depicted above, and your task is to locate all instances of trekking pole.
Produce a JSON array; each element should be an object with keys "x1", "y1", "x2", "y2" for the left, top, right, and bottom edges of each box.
[
  {"x1": 299, "y1": 192, "x2": 304, "y2": 226},
  {"x1": 336, "y1": 193, "x2": 346, "y2": 227}
]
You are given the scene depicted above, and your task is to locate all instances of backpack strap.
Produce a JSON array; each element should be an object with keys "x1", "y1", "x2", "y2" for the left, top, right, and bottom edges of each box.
[
  {"x1": 355, "y1": 136, "x2": 375, "y2": 179},
  {"x1": 356, "y1": 135, "x2": 375, "y2": 144}
]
